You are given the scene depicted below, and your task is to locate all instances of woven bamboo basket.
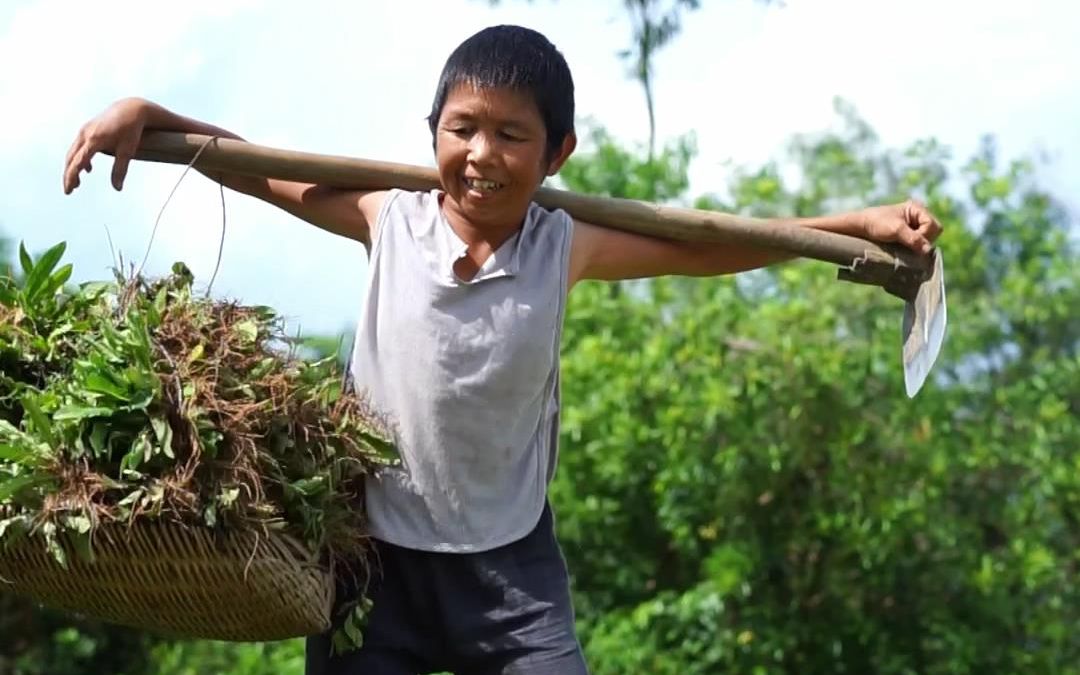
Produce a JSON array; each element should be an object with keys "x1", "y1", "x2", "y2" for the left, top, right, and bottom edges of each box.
[{"x1": 0, "y1": 519, "x2": 333, "y2": 642}]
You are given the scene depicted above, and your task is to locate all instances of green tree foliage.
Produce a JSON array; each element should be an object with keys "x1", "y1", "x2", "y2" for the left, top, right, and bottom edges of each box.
[
  {"x1": 559, "y1": 124, "x2": 696, "y2": 203},
  {"x1": 551, "y1": 100, "x2": 1080, "y2": 673},
  {"x1": 0, "y1": 598, "x2": 154, "y2": 675},
  {"x1": 148, "y1": 639, "x2": 305, "y2": 675}
]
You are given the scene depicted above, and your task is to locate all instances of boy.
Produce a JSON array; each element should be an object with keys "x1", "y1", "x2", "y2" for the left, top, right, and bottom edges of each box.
[{"x1": 63, "y1": 24, "x2": 942, "y2": 675}]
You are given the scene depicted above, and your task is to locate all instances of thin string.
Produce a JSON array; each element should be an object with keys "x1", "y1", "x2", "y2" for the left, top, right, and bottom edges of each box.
[{"x1": 135, "y1": 135, "x2": 221, "y2": 282}]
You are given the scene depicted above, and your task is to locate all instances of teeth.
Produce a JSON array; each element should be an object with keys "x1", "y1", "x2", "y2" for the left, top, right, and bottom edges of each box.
[{"x1": 466, "y1": 178, "x2": 501, "y2": 192}]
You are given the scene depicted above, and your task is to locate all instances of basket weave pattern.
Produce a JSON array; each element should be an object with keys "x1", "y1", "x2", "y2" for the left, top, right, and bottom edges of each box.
[{"x1": 0, "y1": 521, "x2": 332, "y2": 642}]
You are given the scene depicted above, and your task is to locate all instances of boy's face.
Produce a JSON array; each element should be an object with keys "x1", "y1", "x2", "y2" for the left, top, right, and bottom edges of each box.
[{"x1": 435, "y1": 83, "x2": 575, "y2": 230}]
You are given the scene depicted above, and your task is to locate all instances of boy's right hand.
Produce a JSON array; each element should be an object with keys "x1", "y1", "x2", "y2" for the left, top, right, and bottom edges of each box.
[{"x1": 63, "y1": 97, "x2": 148, "y2": 194}]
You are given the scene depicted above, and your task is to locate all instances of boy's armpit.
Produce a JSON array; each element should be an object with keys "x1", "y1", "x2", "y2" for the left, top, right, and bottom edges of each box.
[
  {"x1": 569, "y1": 218, "x2": 703, "y2": 285},
  {"x1": 569, "y1": 217, "x2": 798, "y2": 284},
  {"x1": 264, "y1": 181, "x2": 386, "y2": 245}
]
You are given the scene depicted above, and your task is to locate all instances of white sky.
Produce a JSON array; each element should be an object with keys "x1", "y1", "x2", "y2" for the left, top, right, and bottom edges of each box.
[{"x1": 2, "y1": 0, "x2": 1077, "y2": 334}]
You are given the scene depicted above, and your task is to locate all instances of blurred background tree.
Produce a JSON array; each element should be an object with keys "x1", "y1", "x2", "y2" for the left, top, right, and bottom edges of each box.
[{"x1": 551, "y1": 98, "x2": 1080, "y2": 674}]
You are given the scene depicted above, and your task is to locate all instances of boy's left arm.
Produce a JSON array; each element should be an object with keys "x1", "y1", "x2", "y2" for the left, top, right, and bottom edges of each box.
[{"x1": 568, "y1": 201, "x2": 942, "y2": 286}]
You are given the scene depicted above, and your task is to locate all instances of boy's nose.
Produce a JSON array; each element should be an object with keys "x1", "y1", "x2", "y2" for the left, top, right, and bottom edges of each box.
[{"x1": 467, "y1": 132, "x2": 495, "y2": 163}]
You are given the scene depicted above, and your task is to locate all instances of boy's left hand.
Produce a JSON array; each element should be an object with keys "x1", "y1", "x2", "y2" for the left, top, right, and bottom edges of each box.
[{"x1": 858, "y1": 200, "x2": 943, "y2": 255}]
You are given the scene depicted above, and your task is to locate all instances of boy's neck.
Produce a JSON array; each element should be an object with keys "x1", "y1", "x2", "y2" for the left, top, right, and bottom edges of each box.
[{"x1": 439, "y1": 192, "x2": 528, "y2": 282}]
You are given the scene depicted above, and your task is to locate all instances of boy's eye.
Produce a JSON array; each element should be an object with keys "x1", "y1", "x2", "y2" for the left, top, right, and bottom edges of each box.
[{"x1": 499, "y1": 131, "x2": 524, "y2": 142}]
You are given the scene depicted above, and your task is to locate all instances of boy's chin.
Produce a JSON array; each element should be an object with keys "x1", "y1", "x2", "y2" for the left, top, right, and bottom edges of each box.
[{"x1": 451, "y1": 193, "x2": 529, "y2": 226}]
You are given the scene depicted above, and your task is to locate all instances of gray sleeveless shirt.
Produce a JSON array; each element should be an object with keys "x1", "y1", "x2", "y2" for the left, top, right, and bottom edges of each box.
[{"x1": 349, "y1": 188, "x2": 573, "y2": 552}]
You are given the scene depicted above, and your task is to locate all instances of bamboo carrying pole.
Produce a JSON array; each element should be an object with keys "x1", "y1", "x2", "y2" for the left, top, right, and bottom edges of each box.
[{"x1": 132, "y1": 132, "x2": 930, "y2": 282}]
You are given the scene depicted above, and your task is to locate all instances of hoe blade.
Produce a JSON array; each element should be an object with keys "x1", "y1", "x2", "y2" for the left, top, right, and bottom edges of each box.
[{"x1": 901, "y1": 250, "x2": 947, "y2": 398}]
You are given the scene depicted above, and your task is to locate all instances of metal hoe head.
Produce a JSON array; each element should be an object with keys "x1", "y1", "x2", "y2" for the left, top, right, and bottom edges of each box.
[
  {"x1": 899, "y1": 251, "x2": 947, "y2": 398},
  {"x1": 838, "y1": 249, "x2": 948, "y2": 398}
]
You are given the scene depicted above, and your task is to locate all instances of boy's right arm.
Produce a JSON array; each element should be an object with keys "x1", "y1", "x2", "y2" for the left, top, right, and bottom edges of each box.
[{"x1": 62, "y1": 97, "x2": 382, "y2": 245}]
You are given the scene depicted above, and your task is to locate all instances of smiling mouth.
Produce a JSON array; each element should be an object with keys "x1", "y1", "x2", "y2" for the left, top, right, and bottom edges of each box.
[{"x1": 463, "y1": 177, "x2": 504, "y2": 194}]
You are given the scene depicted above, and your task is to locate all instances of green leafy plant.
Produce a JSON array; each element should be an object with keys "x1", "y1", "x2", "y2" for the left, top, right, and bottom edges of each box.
[{"x1": 0, "y1": 242, "x2": 396, "y2": 574}]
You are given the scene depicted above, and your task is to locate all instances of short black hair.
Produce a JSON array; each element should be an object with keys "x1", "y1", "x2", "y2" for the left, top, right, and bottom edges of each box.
[{"x1": 428, "y1": 25, "x2": 575, "y2": 157}]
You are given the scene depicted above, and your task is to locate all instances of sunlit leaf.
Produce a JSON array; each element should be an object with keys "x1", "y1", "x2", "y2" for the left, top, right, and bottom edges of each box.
[
  {"x1": 83, "y1": 372, "x2": 131, "y2": 402},
  {"x1": 53, "y1": 405, "x2": 113, "y2": 421},
  {"x1": 234, "y1": 319, "x2": 259, "y2": 344},
  {"x1": 20, "y1": 395, "x2": 55, "y2": 448},
  {"x1": 23, "y1": 241, "x2": 67, "y2": 302},
  {"x1": 18, "y1": 242, "x2": 32, "y2": 276}
]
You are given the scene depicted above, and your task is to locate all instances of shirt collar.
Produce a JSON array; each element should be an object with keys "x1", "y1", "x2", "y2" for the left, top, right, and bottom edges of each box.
[{"x1": 433, "y1": 190, "x2": 527, "y2": 284}]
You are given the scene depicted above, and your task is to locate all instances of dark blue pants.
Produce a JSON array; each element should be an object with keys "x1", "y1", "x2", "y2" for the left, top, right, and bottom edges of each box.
[{"x1": 305, "y1": 504, "x2": 588, "y2": 674}]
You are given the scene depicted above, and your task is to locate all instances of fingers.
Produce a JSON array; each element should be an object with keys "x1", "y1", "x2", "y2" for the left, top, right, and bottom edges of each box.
[
  {"x1": 63, "y1": 124, "x2": 98, "y2": 194},
  {"x1": 64, "y1": 123, "x2": 127, "y2": 194},
  {"x1": 64, "y1": 129, "x2": 84, "y2": 168},
  {"x1": 64, "y1": 111, "x2": 145, "y2": 193},
  {"x1": 860, "y1": 200, "x2": 944, "y2": 256},
  {"x1": 907, "y1": 200, "x2": 942, "y2": 240},
  {"x1": 111, "y1": 140, "x2": 135, "y2": 191},
  {"x1": 63, "y1": 142, "x2": 86, "y2": 194},
  {"x1": 64, "y1": 143, "x2": 95, "y2": 194},
  {"x1": 920, "y1": 214, "x2": 943, "y2": 244},
  {"x1": 63, "y1": 131, "x2": 86, "y2": 194},
  {"x1": 903, "y1": 200, "x2": 942, "y2": 253},
  {"x1": 898, "y1": 221, "x2": 932, "y2": 255}
]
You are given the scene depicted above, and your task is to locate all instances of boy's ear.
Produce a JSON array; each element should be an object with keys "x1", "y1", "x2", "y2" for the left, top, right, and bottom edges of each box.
[{"x1": 546, "y1": 132, "x2": 577, "y2": 176}]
